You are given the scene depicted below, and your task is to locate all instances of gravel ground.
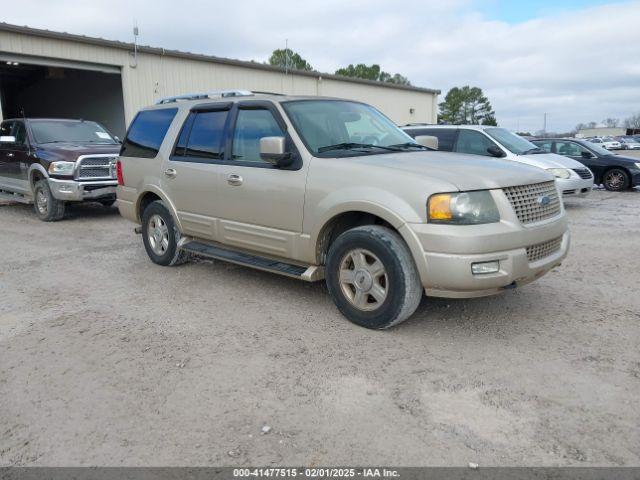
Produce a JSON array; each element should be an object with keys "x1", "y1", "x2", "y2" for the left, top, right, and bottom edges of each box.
[{"x1": 1, "y1": 190, "x2": 639, "y2": 467}]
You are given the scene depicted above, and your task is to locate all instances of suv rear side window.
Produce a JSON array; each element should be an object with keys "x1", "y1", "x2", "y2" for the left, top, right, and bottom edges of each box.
[
  {"x1": 231, "y1": 109, "x2": 284, "y2": 163},
  {"x1": 181, "y1": 110, "x2": 228, "y2": 160},
  {"x1": 405, "y1": 128, "x2": 456, "y2": 151},
  {"x1": 121, "y1": 108, "x2": 178, "y2": 158}
]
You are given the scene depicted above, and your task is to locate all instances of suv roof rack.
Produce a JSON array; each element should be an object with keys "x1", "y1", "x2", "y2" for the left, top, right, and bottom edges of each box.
[
  {"x1": 400, "y1": 123, "x2": 434, "y2": 127},
  {"x1": 155, "y1": 89, "x2": 254, "y2": 104}
]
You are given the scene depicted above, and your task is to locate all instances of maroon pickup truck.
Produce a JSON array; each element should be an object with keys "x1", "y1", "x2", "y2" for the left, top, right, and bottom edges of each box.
[{"x1": 0, "y1": 118, "x2": 120, "y2": 221}]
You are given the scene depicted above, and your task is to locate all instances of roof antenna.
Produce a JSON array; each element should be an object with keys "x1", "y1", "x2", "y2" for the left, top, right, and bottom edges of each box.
[{"x1": 130, "y1": 20, "x2": 139, "y2": 68}]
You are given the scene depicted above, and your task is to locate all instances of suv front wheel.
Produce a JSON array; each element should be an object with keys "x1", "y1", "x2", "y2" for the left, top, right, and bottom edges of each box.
[
  {"x1": 141, "y1": 200, "x2": 189, "y2": 266},
  {"x1": 325, "y1": 225, "x2": 423, "y2": 329}
]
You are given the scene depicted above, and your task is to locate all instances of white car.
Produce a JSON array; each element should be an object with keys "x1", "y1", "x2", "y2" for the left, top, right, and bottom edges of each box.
[
  {"x1": 588, "y1": 137, "x2": 621, "y2": 150},
  {"x1": 402, "y1": 125, "x2": 594, "y2": 197},
  {"x1": 619, "y1": 137, "x2": 640, "y2": 150}
]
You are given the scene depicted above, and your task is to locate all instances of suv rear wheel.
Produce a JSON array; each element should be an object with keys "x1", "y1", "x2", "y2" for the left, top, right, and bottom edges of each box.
[
  {"x1": 141, "y1": 200, "x2": 189, "y2": 266},
  {"x1": 325, "y1": 225, "x2": 423, "y2": 329},
  {"x1": 33, "y1": 179, "x2": 65, "y2": 222}
]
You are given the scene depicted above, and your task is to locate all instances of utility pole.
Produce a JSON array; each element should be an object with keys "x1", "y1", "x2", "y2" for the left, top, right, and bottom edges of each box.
[{"x1": 543, "y1": 113, "x2": 548, "y2": 133}]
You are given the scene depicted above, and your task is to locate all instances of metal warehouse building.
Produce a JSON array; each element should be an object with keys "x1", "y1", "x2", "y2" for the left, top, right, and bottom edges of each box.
[{"x1": 0, "y1": 23, "x2": 439, "y2": 138}]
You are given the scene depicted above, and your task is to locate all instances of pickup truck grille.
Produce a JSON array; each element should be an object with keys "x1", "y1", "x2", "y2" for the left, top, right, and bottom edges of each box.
[
  {"x1": 502, "y1": 181, "x2": 561, "y2": 224},
  {"x1": 75, "y1": 156, "x2": 117, "y2": 180},
  {"x1": 526, "y1": 236, "x2": 563, "y2": 263},
  {"x1": 572, "y1": 168, "x2": 593, "y2": 179}
]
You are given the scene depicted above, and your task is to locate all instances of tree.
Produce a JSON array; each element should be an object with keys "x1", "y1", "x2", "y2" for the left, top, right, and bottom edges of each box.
[
  {"x1": 438, "y1": 86, "x2": 496, "y2": 125},
  {"x1": 623, "y1": 113, "x2": 640, "y2": 129},
  {"x1": 268, "y1": 48, "x2": 313, "y2": 72},
  {"x1": 602, "y1": 118, "x2": 620, "y2": 128},
  {"x1": 335, "y1": 64, "x2": 411, "y2": 86}
]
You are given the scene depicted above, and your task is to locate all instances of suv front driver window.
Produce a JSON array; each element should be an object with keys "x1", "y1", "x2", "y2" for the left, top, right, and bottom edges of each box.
[
  {"x1": 455, "y1": 130, "x2": 497, "y2": 156},
  {"x1": 231, "y1": 109, "x2": 284, "y2": 163}
]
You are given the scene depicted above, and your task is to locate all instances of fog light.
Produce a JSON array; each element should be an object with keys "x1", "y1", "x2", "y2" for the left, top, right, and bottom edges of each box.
[{"x1": 471, "y1": 260, "x2": 500, "y2": 275}]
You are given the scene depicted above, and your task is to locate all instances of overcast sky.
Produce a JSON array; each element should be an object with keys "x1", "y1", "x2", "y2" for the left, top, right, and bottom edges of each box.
[{"x1": 3, "y1": 0, "x2": 639, "y2": 132}]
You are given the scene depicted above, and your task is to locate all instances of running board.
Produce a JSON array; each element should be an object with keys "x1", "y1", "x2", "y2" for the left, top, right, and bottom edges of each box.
[
  {"x1": 0, "y1": 190, "x2": 32, "y2": 204},
  {"x1": 180, "y1": 240, "x2": 324, "y2": 281}
]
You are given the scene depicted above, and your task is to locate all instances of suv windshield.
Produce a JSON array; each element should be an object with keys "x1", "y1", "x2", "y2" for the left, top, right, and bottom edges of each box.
[
  {"x1": 30, "y1": 120, "x2": 117, "y2": 145},
  {"x1": 484, "y1": 127, "x2": 541, "y2": 155},
  {"x1": 282, "y1": 100, "x2": 418, "y2": 157}
]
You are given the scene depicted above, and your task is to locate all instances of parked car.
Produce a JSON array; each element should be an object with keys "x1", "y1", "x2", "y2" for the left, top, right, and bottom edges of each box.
[
  {"x1": 618, "y1": 137, "x2": 640, "y2": 150},
  {"x1": 531, "y1": 137, "x2": 640, "y2": 191},
  {"x1": 401, "y1": 125, "x2": 593, "y2": 197},
  {"x1": 587, "y1": 137, "x2": 621, "y2": 150},
  {"x1": 0, "y1": 118, "x2": 120, "y2": 221},
  {"x1": 117, "y1": 91, "x2": 569, "y2": 329}
]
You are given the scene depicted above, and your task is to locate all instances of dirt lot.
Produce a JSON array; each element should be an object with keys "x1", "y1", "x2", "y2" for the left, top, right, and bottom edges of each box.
[{"x1": 1, "y1": 189, "x2": 639, "y2": 467}]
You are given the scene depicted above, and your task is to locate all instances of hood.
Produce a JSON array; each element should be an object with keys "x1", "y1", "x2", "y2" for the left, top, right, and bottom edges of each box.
[
  {"x1": 35, "y1": 143, "x2": 120, "y2": 162},
  {"x1": 349, "y1": 151, "x2": 553, "y2": 191},
  {"x1": 515, "y1": 152, "x2": 585, "y2": 169}
]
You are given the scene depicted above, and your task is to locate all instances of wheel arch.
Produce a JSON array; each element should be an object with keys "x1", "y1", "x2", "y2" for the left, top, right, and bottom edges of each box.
[
  {"x1": 135, "y1": 186, "x2": 182, "y2": 229},
  {"x1": 28, "y1": 164, "x2": 49, "y2": 193}
]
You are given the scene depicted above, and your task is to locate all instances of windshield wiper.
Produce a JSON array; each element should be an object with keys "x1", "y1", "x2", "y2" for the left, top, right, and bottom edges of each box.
[
  {"x1": 523, "y1": 147, "x2": 545, "y2": 154},
  {"x1": 388, "y1": 142, "x2": 429, "y2": 150},
  {"x1": 317, "y1": 142, "x2": 401, "y2": 153}
]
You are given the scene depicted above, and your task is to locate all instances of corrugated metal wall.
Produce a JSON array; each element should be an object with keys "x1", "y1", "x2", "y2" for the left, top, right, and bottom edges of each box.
[{"x1": 0, "y1": 29, "x2": 438, "y2": 126}]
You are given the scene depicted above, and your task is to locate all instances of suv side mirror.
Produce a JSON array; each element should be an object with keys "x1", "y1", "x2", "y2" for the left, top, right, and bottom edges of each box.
[
  {"x1": 414, "y1": 135, "x2": 438, "y2": 150},
  {"x1": 0, "y1": 135, "x2": 16, "y2": 143},
  {"x1": 487, "y1": 145, "x2": 506, "y2": 158},
  {"x1": 581, "y1": 151, "x2": 595, "y2": 159},
  {"x1": 260, "y1": 136, "x2": 292, "y2": 167}
]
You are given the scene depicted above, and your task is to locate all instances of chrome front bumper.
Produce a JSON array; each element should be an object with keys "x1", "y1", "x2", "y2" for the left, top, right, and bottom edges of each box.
[{"x1": 48, "y1": 178, "x2": 117, "y2": 201}]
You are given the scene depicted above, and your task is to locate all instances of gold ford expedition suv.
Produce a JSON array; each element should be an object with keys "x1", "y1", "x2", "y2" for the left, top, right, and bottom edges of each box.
[{"x1": 116, "y1": 91, "x2": 569, "y2": 329}]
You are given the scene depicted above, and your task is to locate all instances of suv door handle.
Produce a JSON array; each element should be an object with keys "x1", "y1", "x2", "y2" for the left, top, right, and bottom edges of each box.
[
  {"x1": 164, "y1": 168, "x2": 177, "y2": 178},
  {"x1": 227, "y1": 174, "x2": 243, "y2": 186},
  {"x1": 6, "y1": 153, "x2": 14, "y2": 158}
]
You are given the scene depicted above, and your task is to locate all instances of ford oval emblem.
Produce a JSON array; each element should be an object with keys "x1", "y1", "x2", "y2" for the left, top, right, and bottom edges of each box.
[{"x1": 537, "y1": 195, "x2": 551, "y2": 206}]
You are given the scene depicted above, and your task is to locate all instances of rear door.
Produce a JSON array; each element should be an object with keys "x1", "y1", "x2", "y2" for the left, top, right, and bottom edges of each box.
[
  {"x1": 163, "y1": 103, "x2": 232, "y2": 240},
  {"x1": 212, "y1": 101, "x2": 307, "y2": 258},
  {"x1": 0, "y1": 121, "x2": 15, "y2": 187},
  {"x1": 0, "y1": 121, "x2": 30, "y2": 193}
]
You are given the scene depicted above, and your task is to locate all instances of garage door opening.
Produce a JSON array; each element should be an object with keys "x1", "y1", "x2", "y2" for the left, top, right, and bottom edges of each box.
[{"x1": 0, "y1": 61, "x2": 126, "y2": 138}]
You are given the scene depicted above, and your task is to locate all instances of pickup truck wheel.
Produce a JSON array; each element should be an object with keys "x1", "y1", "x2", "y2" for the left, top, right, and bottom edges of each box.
[
  {"x1": 33, "y1": 179, "x2": 65, "y2": 222},
  {"x1": 603, "y1": 168, "x2": 630, "y2": 191},
  {"x1": 325, "y1": 225, "x2": 423, "y2": 329},
  {"x1": 141, "y1": 200, "x2": 189, "y2": 266}
]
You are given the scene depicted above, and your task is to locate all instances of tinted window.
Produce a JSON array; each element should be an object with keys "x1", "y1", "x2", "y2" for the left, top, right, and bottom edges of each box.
[
  {"x1": 13, "y1": 122, "x2": 27, "y2": 145},
  {"x1": 121, "y1": 108, "x2": 178, "y2": 158},
  {"x1": 405, "y1": 128, "x2": 456, "y2": 151},
  {"x1": 555, "y1": 141, "x2": 586, "y2": 156},
  {"x1": 184, "y1": 110, "x2": 228, "y2": 159},
  {"x1": 455, "y1": 130, "x2": 497, "y2": 156},
  {"x1": 533, "y1": 140, "x2": 553, "y2": 152},
  {"x1": 231, "y1": 109, "x2": 284, "y2": 163}
]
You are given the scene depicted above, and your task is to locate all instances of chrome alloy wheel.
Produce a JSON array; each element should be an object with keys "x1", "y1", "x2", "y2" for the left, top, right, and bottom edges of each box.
[
  {"x1": 604, "y1": 170, "x2": 625, "y2": 190},
  {"x1": 148, "y1": 214, "x2": 169, "y2": 256},
  {"x1": 339, "y1": 248, "x2": 388, "y2": 311},
  {"x1": 36, "y1": 189, "x2": 48, "y2": 215}
]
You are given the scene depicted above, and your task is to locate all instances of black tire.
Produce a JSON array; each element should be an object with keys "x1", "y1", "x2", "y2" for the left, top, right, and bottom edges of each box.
[
  {"x1": 602, "y1": 168, "x2": 630, "y2": 191},
  {"x1": 325, "y1": 225, "x2": 423, "y2": 329},
  {"x1": 99, "y1": 198, "x2": 116, "y2": 207},
  {"x1": 33, "y1": 179, "x2": 65, "y2": 222},
  {"x1": 141, "y1": 200, "x2": 189, "y2": 266}
]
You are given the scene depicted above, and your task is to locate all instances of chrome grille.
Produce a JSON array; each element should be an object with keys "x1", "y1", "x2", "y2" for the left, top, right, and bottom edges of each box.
[
  {"x1": 76, "y1": 156, "x2": 117, "y2": 180},
  {"x1": 503, "y1": 181, "x2": 561, "y2": 224},
  {"x1": 526, "y1": 236, "x2": 563, "y2": 263},
  {"x1": 573, "y1": 168, "x2": 593, "y2": 179}
]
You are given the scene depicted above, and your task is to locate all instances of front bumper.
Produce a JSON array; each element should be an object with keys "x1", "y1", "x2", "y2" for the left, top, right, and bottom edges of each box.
[
  {"x1": 48, "y1": 178, "x2": 117, "y2": 202},
  {"x1": 556, "y1": 175, "x2": 593, "y2": 197}
]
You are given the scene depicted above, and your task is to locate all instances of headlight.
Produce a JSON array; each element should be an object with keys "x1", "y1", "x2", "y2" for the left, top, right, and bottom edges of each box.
[
  {"x1": 428, "y1": 191, "x2": 500, "y2": 225},
  {"x1": 635, "y1": 162, "x2": 640, "y2": 170},
  {"x1": 48, "y1": 161, "x2": 76, "y2": 176},
  {"x1": 547, "y1": 168, "x2": 571, "y2": 179}
]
